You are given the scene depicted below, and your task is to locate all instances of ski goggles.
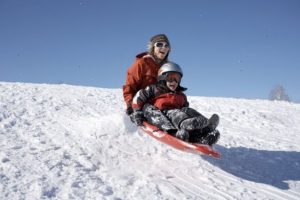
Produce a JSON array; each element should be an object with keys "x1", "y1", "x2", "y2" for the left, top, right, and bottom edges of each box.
[
  {"x1": 154, "y1": 42, "x2": 170, "y2": 48},
  {"x1": 165, "y1": 72, "x2": 181, "y2": 83}
]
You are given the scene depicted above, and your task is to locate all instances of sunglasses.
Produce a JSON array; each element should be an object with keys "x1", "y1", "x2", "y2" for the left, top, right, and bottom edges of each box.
[
  {"x1": 154, "y1": 42, "x2": 170, "y2": 48},
  {"x1": 165, "y1": 72, "x2": 181, "y2": 83}
]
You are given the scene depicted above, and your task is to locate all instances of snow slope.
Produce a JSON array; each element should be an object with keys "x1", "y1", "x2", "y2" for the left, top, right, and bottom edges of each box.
[{"x1": 1, "y1": 82, "x2": 300, "y2": 200}]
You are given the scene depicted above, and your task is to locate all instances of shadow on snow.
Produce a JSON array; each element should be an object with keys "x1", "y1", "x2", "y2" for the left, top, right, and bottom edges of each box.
[{"x1": 203, "y1": 145, "x2": 300, "y2": 189}]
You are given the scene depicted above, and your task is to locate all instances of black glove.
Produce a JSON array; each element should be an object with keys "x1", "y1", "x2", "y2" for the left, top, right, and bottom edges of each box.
[
  {"x1": 132, "y1": 110, "x2": 144, "y2": 126},
  {"x1": 125, "y1": 105, "x2": 133, "y2": 115}
]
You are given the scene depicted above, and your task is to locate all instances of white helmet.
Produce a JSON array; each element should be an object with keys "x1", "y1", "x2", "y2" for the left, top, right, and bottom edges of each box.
[{"x1": 157, "y1": 62, "x2": 183, "y2": 81}]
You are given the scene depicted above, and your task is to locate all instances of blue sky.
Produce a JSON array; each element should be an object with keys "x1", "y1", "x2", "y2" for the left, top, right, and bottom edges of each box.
[{"x1": 1, "y1": 0, "x2": 299, "y2": 102}]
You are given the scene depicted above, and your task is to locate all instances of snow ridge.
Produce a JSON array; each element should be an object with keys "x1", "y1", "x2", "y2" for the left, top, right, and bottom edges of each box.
[{"x1": 1, "y1": 82, "x2": 300, "y2": 200}]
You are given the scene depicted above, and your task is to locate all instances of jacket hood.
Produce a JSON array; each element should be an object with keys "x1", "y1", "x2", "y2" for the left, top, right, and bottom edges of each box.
[
  {"x1": 136, "y1": 52, "x2": 149, "y2": 59},
  {"x1": 177, "y1": 85, "x2": 187, "y2": 91}
]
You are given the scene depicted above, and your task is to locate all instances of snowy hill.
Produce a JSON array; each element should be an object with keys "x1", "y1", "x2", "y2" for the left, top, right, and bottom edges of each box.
[{"x1": 1, "y1": 82, "x2": 300, "y2": 200}]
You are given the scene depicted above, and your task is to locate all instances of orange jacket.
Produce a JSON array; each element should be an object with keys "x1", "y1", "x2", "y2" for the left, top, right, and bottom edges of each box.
[{"x1": 123, "y1": 52, "x2": 160, "y2": 107}]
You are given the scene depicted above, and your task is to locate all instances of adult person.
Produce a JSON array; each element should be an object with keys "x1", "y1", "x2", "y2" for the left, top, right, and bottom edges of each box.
[{"x1": 123, "y1": 34, "x2": 171, "y2": 116}]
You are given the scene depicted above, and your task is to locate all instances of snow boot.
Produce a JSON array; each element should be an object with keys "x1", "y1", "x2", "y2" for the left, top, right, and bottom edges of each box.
[
  {"x1": 201, "y1": 114, "x2": 219, "y2": 134},
  {"x1": 208, "y1": 114, "x2": 219, "y2": 130},
  {"x1": 180, "y1": 114, "x2": 219, "y2": 132},
  {"x1": 166, "y1": 129, "x2": 178, "y2": 136},
  {"x1": 179, "y1": 116, "x2": 207, "y2": 131},
  {"x1": 200, "y1": 129, "x2": 220, "y2": 146},
  {"x1": 175, "y1": 129, "x2": 190, "y2": 142},
  {"x1": 188, "y1": 129, "x2": 207, "y2": 143}
]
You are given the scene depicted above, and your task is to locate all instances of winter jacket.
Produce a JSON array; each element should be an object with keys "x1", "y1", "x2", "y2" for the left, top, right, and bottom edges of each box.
[
  {"x1": 132, "y1": 83, "x2": 189, "y2": 111},
  {"x1": 123, "y1": 52, "x2": 161, "y2": 107}
]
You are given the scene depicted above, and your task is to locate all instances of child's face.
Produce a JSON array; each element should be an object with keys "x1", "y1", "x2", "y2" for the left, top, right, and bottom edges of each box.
[{"x1": 165, "y1": 72, "x2": 181, "y2": 91}]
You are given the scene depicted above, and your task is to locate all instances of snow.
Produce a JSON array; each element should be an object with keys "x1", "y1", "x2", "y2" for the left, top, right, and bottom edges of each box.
[{"x1": 0, "y1": 81, "x2": 300, "y2": 200}]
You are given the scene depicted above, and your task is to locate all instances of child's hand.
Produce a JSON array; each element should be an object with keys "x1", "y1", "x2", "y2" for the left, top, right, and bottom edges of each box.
[
  {"x1": 125, "y1": 105, "x2": 133, "y2": 115},
  {"x1": 132, "y1": 110, "x2": 144, "y2": 126}
]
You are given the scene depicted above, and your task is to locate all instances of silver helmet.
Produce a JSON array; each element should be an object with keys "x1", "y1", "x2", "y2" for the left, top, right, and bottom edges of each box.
[{"x1": 157, "y1": 62, "x2": 183, "y2": 81}]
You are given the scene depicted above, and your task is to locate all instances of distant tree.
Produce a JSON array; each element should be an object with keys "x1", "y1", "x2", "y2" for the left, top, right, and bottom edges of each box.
[{"x1": 269, "y1": 85, "x2": 291, "y2": 102}]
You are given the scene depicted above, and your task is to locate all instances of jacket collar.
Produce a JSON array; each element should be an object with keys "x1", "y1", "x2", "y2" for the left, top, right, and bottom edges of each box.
[{"x1": 158, "y1": 82, "x2": 187, "y2": 92}]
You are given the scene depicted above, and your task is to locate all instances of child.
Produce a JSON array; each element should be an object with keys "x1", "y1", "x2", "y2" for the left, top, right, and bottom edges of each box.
[{"x1": 132, "y1": 62, "x2": 220, "y2": 146}]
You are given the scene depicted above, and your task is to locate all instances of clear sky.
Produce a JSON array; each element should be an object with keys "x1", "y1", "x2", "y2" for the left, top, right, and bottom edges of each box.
[{"x1": 1, "y1": 0, "x2": 299, "y2": 102}]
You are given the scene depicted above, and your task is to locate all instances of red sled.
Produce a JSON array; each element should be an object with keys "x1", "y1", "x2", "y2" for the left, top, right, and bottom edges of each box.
[{"x1": 140, "y1": 121, "x2": 221, "y2": 159}]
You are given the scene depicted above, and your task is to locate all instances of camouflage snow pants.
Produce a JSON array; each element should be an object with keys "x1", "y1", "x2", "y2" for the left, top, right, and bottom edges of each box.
[
  {"x1": 142, "y1": 104, "x2": 209, "y2": 133},
  {"x1": 164, "y1": 107, "x2": 208, "y2": 131},
  {"x1": 142, "y1": 104, "x2": 176, "y2": 134}
]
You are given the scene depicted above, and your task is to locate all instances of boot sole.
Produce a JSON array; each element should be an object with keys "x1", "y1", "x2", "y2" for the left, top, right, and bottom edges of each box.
[{"x1": 208, "y1": 114, "x2": 219, "y2": 130}]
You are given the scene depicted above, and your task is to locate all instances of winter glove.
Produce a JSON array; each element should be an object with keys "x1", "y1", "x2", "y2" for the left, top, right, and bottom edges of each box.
[
  {"x1": 132, "y1": 110, "x2": 144, "y2": 126},
  {"x1": 125, "y1": 105, "x2": 133, "y2": 116}
]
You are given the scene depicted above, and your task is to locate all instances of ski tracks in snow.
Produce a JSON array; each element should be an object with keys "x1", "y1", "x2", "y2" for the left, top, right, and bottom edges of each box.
[{"x1": 0, "y1": 83, "x2": 126, "y2": 199}]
